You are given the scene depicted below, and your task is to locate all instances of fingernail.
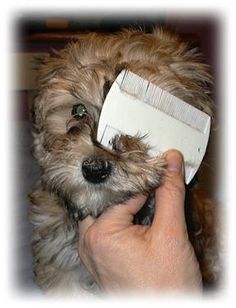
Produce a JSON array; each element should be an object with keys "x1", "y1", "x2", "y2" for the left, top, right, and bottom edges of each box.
[{"x1": 166, "y1": 151, "x2": 184, "y2": 174}]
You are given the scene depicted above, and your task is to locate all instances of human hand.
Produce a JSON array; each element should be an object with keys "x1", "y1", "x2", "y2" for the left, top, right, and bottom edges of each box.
[{"x1": 78, "y1": 150, "x2": 202, "y2": 293}]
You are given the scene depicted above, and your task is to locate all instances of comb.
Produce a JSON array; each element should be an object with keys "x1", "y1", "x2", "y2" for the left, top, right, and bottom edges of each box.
[{"x1": 97, "y1": 70, "x2": 211, "y2": 184}]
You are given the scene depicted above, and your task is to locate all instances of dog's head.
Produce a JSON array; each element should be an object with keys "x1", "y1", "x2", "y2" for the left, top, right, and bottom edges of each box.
[{"x1": 32, "y1": 29, "x2": 212, "y2": 217}]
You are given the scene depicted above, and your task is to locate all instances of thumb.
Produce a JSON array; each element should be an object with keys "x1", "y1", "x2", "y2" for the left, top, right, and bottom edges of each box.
[
  {"x1": 152, "y1": 150, "x2": 186, "y2": 234},
  {"x1": 101, "y1": 194, "x2": 148, "y2": 225}
]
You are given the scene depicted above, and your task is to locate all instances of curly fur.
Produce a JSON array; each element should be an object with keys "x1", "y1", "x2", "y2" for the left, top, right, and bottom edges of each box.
[{"x1": 29, "y1": 28, "x2": 219, "y2": 294}]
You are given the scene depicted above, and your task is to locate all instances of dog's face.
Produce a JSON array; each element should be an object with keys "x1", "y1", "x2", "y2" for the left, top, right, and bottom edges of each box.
[
  {"x1": 33, "y1": 83, "x2": 165, "y2": 217},
  {"x1": 32, "y1": 29, "x2": 212, "y2": 218}
]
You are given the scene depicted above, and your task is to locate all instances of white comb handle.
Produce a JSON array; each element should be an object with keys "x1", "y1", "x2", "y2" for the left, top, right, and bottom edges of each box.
[{"x1": 97, "y1": 70, "x2": 211, "y2": 185}]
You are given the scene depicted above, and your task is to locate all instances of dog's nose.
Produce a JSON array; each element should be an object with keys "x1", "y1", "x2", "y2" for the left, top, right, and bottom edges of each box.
[{"x1": 82, "y1": 158, "x2": 112, "y2": 184}]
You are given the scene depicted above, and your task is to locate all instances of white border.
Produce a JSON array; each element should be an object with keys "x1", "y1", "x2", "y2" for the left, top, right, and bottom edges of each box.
[{"x1": 2, "y1": 0, "x2": 235, "y2": 306}]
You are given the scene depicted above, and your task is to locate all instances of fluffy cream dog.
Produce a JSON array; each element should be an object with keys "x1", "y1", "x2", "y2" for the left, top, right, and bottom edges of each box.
[{"x1": 29, "y1": 28, "x2": 218, "y2": 294}]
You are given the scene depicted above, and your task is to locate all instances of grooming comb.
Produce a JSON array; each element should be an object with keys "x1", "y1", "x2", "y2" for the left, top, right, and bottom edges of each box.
[{"x1": 97, "y1": 70, "x2": 211, "y2": 184}]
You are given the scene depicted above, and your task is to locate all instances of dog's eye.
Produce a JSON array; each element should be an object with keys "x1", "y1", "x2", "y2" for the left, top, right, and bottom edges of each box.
[{"x1": 72, "y1": 104, "x2": 87, "y2": 119}]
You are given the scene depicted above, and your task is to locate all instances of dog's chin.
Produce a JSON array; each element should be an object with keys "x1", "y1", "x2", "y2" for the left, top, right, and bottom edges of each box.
[
  {"x1": 43, "y1": 149, "x2": 165, "y2": 219},
  {"x1": 64, "y1": 168, "x2": 164, "y2": 220},
  {"x1": 69, "y1": 181, "x2": 137, "y2": 218}
]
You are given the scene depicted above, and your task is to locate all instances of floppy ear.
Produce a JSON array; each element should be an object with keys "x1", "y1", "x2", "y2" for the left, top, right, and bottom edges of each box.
[
  {"x1": 31, "y1": 50, "x2": 66, "y2": 163},
  {"x1": 32, "y1": 131, "x2": 46, "y2": 165},
  {"x1": 153, "y1": 28, "x2": 214, "y2": 117}
]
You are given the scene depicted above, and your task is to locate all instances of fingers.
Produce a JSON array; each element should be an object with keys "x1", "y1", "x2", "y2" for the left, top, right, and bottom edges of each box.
[
  {"x1": 102, "y1": 194, "x2": 148, "y2": 225},
  {"x1": 78, "y1": 194, "x2": 147, "y2": 239},
  {"x1": 152, "y1": 150, "x2": 186, "y2": 235},
  {"x1": 78, "y1": 194, "x2": 147, "y2": 244},
  {"x1": 79, "y1": 151, "x2": 185, "y2": 238}
]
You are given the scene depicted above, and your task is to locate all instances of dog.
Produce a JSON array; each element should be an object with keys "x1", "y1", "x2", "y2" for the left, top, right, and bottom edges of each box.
[{"x1": 29, "y1": 28, "x2": 219, "y2": 294}]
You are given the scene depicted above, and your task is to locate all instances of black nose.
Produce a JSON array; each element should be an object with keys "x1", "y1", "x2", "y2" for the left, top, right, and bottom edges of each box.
[{"x1": 82, "y1": 158, "x2": 112, "y2": 184}]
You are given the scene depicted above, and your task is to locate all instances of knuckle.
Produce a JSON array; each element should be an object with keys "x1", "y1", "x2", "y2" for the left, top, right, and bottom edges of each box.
[
  {"x1": 84, "y1": 226, "x2": 98, "y2": 246},
  {"x1": 163, "y1": 224, "x2": 188, "y2": 243},
  {"x1": 83, "y1": 224, "x2": 107, "y2": 253}
]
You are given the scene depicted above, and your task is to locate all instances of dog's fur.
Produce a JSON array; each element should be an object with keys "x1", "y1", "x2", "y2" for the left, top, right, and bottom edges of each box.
[{"x1": 29, "y1": 28, "x2": 219, "y2": 294}]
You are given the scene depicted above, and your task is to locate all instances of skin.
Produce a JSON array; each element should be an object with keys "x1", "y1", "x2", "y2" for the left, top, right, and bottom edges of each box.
[{"x1": 78, "y1": 150, "x2": 202, "y2": 293}]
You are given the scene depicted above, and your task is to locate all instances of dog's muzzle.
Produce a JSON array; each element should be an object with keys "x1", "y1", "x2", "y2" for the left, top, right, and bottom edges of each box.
[{"x1": 82, "y1": 158, "x2": 112, "y2": 184}]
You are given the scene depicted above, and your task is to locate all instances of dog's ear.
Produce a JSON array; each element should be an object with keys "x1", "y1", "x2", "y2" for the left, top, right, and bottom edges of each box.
[
  {"x1": 31, "y1": 94, "x2": 48, "y2": 164},
  {"x1": 153, "y1": 28, "x2": 214, "y2": 118},
  {"x1": 32, "y1": 48, "x2": 66, "y2": 129},
  {"x1": 32, "y1": 95, "x2": 45, "y2": 132},
  {"x1": 31, "y1": 130, "x2": 47, "y2": 165}
]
